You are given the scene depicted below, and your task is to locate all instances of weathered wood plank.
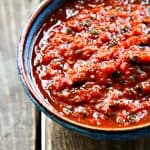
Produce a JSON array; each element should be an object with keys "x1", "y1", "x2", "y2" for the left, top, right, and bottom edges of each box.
[
  {"x1": 0, "y1": 0, "x2": 40, "y2": 150},
  {"x1": 45, "y1": 117, "x2": 150, "y2": 150}
]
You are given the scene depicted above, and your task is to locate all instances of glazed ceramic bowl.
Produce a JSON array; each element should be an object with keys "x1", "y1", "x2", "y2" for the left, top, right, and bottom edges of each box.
[{"x1": 17, "y1": 0, "x2": 150, "y2": 141}]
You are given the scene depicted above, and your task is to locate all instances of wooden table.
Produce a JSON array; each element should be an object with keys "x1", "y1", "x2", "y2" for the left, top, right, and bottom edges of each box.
[{"x1": 0, "y1": 0, "x2": 150, "y2": 149}]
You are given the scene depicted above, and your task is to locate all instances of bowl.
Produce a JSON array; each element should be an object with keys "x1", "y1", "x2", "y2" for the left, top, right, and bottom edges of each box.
[{"x1": 17, "y1": 0, "x2": 150, "y2": 141}]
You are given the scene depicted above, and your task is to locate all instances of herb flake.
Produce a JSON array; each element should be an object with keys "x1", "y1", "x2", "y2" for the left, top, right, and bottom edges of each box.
[
  {"x1": 130, "y1": 56, "x2": 138, "y2": 65},
  {"x1": 112, "y1": 71, "x2": 121, "y2": 78},
  {"x1": 136, "y1": 85, "x2": 142, "y2": 92},
  {"x1": 89, "y1": 28, "x2": 99, "y2": 35},
  {"x1": 82, "y1": 20, "x2": 89, "y2": 27},
  {"x1": 129, "y1": 75, "x2": 136, "y2": 82},
  {"x1": 109, "y1": 39, "x2": 118, "y2": 47},
  {"x1": 120, "y1": 26, "x2": 130, "y2": 34},
  {"x1": 66, "y1": 27, "x2": 72, "y2": 34}
]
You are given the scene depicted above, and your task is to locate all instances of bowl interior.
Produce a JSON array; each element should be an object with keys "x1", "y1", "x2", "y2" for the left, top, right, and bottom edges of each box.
[
  {"x1": 24, "y1": 0, "x2": 67, "y2": 95},
  {"x1": 17, "y1": 0, "x2": 150, "y2": 140}
]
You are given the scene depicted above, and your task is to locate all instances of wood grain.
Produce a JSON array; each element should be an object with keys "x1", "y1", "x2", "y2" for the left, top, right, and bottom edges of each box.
[
  {"x1": 0, "y1": 0, "x2": 40, "y2": 150},
  {"x1": 45, "y1": 117, "x2": 150, "y2": 150}
]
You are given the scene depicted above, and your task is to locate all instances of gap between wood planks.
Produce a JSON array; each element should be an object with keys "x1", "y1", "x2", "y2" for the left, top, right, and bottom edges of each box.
[
  {"x1": 35, "y1": 109, "x2": 42, "y2": 150},
  {"x1": 35, "y1": 111, "x2": 46, "y2": 150}
]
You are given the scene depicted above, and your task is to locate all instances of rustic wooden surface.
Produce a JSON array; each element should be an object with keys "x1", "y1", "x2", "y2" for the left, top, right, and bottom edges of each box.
[
  {"x1": 0, "y1": 0, "x2": 150, "y2": 150},
  {"x1": 0, "y1": 0, "x2": 40, "y2": 150},
  {"x1": 45, "y1": 116, "x2": 150, "y2": 150}
]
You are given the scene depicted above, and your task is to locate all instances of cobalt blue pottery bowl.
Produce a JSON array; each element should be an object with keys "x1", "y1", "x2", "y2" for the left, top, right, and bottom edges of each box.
[{"x1": 17, "y1": 0, "x2": 150, "y2": 141}]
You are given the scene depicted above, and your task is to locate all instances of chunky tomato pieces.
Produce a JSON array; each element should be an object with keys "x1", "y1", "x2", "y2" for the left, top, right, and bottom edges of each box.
[{"x1": 32, "y1": 0, "x2": 150, "y2": 128}]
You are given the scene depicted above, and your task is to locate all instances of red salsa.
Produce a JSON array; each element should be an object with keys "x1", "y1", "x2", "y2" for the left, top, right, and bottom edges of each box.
[{"x1": 32, "y1": 0, "x2": 150, "y2": 128}]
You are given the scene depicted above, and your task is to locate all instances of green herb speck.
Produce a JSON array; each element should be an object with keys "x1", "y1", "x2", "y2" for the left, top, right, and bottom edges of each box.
[
  {"x1": 130, "y1": 56, "x2": 138, "y2": 65},
  {"x1": 89, "y1": 28, "x2": 99, "y2": 35},
  {"x1": 66, "y1": 27, "x2": 71, "y2": 33},
  {"x1": 136, "y1": 69, "x2": 143, "y2": 75},
  {"x1": 83, "y1": 20, "x2": 89, "y2": 27},
  {"x1": 112, "y1": 71, "x2": 121, "y2": 78},
  {"x1": 129, "y1": 75, "x2": 136, "y2": 82},
  {"x1": 109, "y1": 39, "x2": 118, "y2": 47},
  {"x1": 127, "y1": 114, "x2": 136, "y2": 124},
  {"x1": 115, "y1": 6, "x2": 121, "y2": 10},
  {"x1": 120, "y1": 26, "x2": 130, "y2": 34},
  {"x1": 129, "y1": 88, "x2": 135, "y2": 94},
  {"x1": 119, "y1": 80, "x2": 125, "y2": 85},
  {"x1": 136, "y1": 85, "x2": 142, "y2": 92}
]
